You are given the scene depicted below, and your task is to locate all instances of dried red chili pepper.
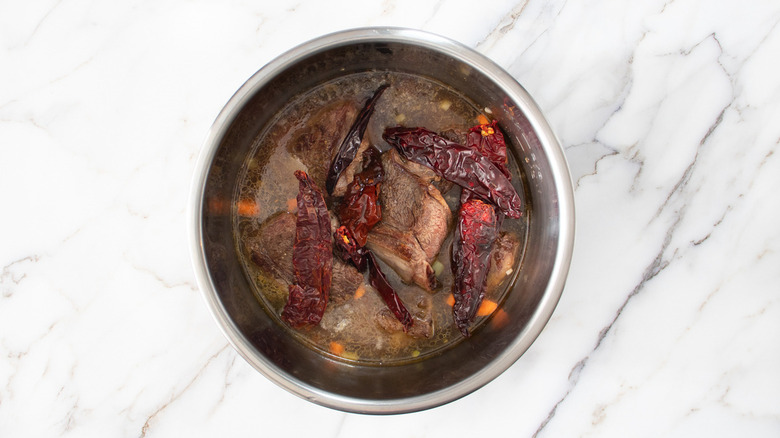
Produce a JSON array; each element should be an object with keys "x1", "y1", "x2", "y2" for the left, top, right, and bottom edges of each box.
[
  {"x1": 332, "y1": 146, "x2": 413, "y2": 331},
  {"x1": 367, "y1": 251, "x2": 414, "y2": 331},
  {"x1": 281, "y1": 170, "x2": 333, "y2": 328},
  {"x1": 383, "y1": 126, "x2": 522, "y2": 218},
  {"x1": 337, "y1": 147, "x2": 384, "y2": 247},
  {"x1": 452, "y1": 197, "x2": 499, "y2": 336},
  {"x1": 336, "y1": 226, "x2": 413, "y2": 332},
  {"x1": 334, "y1": 225, "x2": 368, "y2": 271},
  {"x1": 451, "y1": 120, "x2": 513, "y2": 336},
  {"x1": 325, "y1": 84, "x2": 389, "y2": 195},
  {"x1": 467, "y1": 120, "x2": 510, "y2": 179}
]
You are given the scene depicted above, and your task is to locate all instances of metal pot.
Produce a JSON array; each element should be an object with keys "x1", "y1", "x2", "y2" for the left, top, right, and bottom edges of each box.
[{"x1": 189, "y1": 27, "x2": 574, "y2": 414}]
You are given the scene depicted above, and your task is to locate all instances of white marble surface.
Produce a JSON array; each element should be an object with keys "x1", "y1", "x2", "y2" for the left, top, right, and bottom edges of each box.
[{"x1": 2, "y1": 0, "x2": 779, "y2": 436}]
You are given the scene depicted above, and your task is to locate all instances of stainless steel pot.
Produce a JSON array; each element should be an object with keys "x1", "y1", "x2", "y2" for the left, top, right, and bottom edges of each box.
[{"x1": 189, "y1": 27, "x2": 574, "y2": 414}]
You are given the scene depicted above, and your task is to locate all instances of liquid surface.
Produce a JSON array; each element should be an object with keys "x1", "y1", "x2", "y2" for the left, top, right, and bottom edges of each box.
[{"x1": 234, "y1": 71, "x2": 528, "y2": 365}]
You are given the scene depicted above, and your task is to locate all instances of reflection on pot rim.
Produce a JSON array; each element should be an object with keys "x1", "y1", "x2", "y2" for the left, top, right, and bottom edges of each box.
[{"x1": 189, "y1": 27, "x2": 575, "y2": 414}]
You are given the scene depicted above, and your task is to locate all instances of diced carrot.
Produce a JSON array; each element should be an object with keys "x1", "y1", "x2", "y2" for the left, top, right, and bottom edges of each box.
[
  {"x1": 207, "y1": 197, "x2": 229, "y2": 215},
  {"x1": 354, "y1": 285, "x2": 366, "y2": 299},
  {"x1": 446, "y1": 294, "x2": 497, "y2": 316},
  {"x1": 503, "y1": 102, "x2": 515, "y2": 117},
  {"x1": 489, "y1": 308, "x2": 509, "y2": 329},
  {"x1": 477, "y1": 114, "x2": 489, "y2": 126},
  {"x1": 237, "y1": 199, "x2": 259, "y2": 217},
  {"x1": 329, "y1": 341, "x2": 345, "y2": 356},
  {"x1": 477, "y1": 299, "x2": 498, "y2": 316},
  {"x1": 286, "y1": 198, "x2": 297, "y2": 212}
]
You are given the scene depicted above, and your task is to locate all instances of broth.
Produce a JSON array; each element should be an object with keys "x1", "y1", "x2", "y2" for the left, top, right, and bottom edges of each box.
[{"x1": 234, "y1": 71, "x2": 528, "y2": 365}]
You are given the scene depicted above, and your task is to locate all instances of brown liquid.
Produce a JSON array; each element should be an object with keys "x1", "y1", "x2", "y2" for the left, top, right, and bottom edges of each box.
[{"x1": 234, "y1": 71, "x2": 528, "y2": 365}]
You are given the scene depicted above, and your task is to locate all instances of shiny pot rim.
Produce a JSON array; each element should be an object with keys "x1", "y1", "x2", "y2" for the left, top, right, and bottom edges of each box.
[{"x1": 189, "y1": 27, "x2": 575, "y2": 414}]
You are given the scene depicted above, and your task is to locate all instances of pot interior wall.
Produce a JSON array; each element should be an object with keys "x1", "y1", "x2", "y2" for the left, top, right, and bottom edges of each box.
[{"x1": 199, "y1": 39, "x2": 563, "y2": 404}]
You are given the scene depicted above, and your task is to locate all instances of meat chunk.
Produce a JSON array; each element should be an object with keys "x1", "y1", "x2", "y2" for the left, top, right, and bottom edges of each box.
[
  {"x1": 366, "y1": 227, "x2": 438, "y2": 291},
  {"x1": 375, "y1": 295, "x2": 434, "y2": 339},
  {"x1": 287, "y1": 100, "x2": 359, "y2": 189},
  {"x1": 365, "y1": 149, "x2": 452, "y2": 291},
  {"x1": 248, "y1": 212, "x2": 363, "y2": 305},
  {"x1": 331, "y1": 137, "x2": 370, "y2": 197},
  {"x1": 486, "y1": 232, "x2": 520, "y2": 293}
]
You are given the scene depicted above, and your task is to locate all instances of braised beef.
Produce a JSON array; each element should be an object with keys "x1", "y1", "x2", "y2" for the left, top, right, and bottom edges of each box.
[
  {"x1": 486, "y1": 232, "x2": 520, "y2": 293},
  {"x1": 366, "y1": 227, "x2": 438, "y2": 291},
  {"x1": 365, "y1": 149, "x2": 452, "y2": 291},
  {"x1": 331, "y1": 137, "x2": 370, "y2": 197},
  {"x1": 375, "y1": 295, "x2": 434, "y2": 339},
  {"x1": 287, "y1": 100, "x2": 359, "y2": 189}
]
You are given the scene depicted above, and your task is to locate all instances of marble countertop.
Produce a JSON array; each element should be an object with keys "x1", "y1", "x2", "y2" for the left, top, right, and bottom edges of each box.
[{"x1": 2, "y1": 1, "x2": 779, "y2": 436}]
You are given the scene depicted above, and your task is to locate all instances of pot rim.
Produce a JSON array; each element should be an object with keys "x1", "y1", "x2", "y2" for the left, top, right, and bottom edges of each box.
[{"x1": 188, "y1": 27, "x2": 575, "y2": 414}]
